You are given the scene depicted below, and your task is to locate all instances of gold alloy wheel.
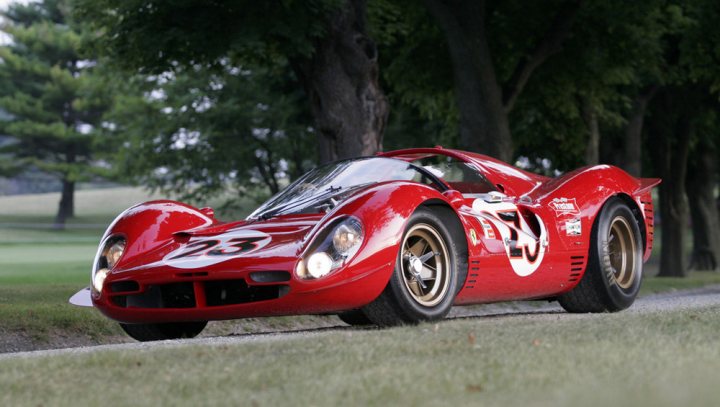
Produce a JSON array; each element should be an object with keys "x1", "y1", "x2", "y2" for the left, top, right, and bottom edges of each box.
[
  {"x1": 401, "y1": 223, "x2": 451, "y2": 307},
  {"x1": 607, "y1": 216, "x2": 637, "y2": 289}
]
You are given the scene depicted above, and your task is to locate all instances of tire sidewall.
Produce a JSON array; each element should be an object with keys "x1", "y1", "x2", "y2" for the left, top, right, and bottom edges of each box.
[
  {"x1": 593, "y1": 199, "x2": 643, "y2": 310},
  {"x1": 387, "y1": 209, "x2": 459, "y2": 321}
]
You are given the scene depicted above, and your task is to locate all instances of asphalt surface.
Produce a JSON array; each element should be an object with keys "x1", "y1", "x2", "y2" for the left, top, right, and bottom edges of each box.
[{"x1": 2, "y1": 285, "x2": 719, "y2": 360}]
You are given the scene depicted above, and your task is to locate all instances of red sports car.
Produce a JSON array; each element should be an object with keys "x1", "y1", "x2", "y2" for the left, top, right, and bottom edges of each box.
[{"x1": 70, "y1": 147, "x2": 660, "y2": 341}]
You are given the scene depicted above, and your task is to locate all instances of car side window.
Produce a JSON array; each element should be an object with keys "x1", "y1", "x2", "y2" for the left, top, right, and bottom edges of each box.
[{"x1": 411, "y1": 155, "x2": 496, "y2": 194}]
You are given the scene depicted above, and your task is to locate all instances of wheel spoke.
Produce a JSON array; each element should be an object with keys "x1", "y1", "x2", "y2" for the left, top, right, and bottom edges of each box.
[
  {"x1": 418, "y1": 251, "x2": 438, "y2": 263},
  {"x1": 420, "y1": 265, "x2": 435, "y2": 279},
  {"x1": 409, "y1": 278, "x2": 424, "y2": 296},
  {"x1": 408, "y1": 239, "x2": 425, "y2": 257}
]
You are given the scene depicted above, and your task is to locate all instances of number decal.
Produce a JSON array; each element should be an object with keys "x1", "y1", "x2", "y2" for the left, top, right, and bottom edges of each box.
[
  {"x1": 207, "y1": 237, "x2": 266, "y2": 256},
  {"x1": 163, "y1": 230, "x2": 271, "y2": 269},
  {"x1": 169, "y1": 239, "x2": 220, "y2": 260},
  {"x1": 472, "y1": 199, "x2": 548, "y2": 277},
  {"x1": 496, "y1": 209, "x2": 543, "y2": 264}
]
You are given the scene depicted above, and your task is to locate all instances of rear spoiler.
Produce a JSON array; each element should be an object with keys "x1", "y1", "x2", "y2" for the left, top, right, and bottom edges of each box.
[{"x1": 634, "y1": 178, "x2": 661, "y2": 195}]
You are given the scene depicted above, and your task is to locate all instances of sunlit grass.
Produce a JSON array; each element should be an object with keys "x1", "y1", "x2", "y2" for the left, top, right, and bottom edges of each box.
[{"x1": 1, "y1": 307, "x2": 719, "y2": 406}]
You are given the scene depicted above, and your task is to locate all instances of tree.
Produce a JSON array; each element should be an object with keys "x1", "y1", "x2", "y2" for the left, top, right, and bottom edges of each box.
[
  {"x1": 74, "y1": 0, "x2": 387, "y2": 163},
  {"x1": 646, "y1": 88, "x2": 694, "y2": 277},
  {"x1": 645, "y1": 0, "x2": 720, "y2": 276},
  {"x1": 509, "y1": 0, "x2": 666, "y2": 172},
  {"x1": 676, "y1": 0, "x2": 720, "y2": 272},
  {"x1": 423, "y1": 0, "x2": 583, "y2": 162},
  {"x1": 104, "y1": 63, "x2": 315, "y2": 203},
  {"x1": 686, "y1": 123, "x2": 720, "y2": 271},
  {"x1": 0, "y1": 0, "x2": 111, "y2": 228}
]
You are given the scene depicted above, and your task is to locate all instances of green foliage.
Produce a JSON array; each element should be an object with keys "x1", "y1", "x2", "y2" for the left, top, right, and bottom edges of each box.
[
  {"x1": 73, "y1": 0, "x2": 343, "y2": 73},
  {"x1": 0, "y1": 0, "x2": 112, "y2": 182},
  {"x1": 103, "y1": 63, "x2": 315, "y2": 202},
  {"x1": 369, "y1": 0, "x2": 457, "y2": 149}
]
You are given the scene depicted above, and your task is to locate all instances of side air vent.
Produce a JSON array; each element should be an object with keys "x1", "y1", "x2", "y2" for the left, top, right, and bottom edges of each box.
[
  {"x1": 568, "y1": 255, "x2": 586, "y2": 282},
  {"x1": 466, "y1": 260, "x2": 480, "y2": 289},
  {"x1": 641, "y1": 200, "x2": 655, "y2": 250}
]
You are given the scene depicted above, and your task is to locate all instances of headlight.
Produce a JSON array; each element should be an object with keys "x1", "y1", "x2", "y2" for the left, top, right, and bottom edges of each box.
[
  {"x1": 306, "y1": 252, "x2": 334, "y2": 278},
  {"x1": 332, "y1": 218, "x2": 363, "y2": 254},
  {"x1": 297, "y1": 217, "x2": 364, "y2": 280},
  {"x1": 93, "y1": 268, "x2": 109, "y2": 293},
  {"x1": 91, "y1": 236, "x2": 126, "y2": 294},
  {"x1": 106, "y1": 240, "x2": 126, "y2": 269}
]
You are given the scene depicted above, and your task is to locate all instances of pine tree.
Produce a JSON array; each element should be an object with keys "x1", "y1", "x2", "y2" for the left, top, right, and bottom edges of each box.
[{"x1": 0, "y1": 0, "x2": 110, "y2": 228}]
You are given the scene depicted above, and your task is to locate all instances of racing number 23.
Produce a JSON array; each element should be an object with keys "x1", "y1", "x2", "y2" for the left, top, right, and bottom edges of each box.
[
  {"x1": 169, "y1": 237, "x2": 266, "y2": 260},
  {"x1": 496, "y1": 210, "x2": 541, "y2": 263}
]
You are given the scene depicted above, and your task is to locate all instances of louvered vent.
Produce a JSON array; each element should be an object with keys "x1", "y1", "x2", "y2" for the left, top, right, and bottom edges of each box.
[
  {"x1": 465, "y1": 260, "x2": 480, "y2": 289},
  {"x1": 568, "y1": 255, "x2": 585, "y2": 282}
]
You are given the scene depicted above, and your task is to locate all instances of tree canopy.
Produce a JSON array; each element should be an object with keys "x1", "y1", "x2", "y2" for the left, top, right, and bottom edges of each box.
[{"x1": 0, "y1": 0, "x2": 113, "y2": 227}]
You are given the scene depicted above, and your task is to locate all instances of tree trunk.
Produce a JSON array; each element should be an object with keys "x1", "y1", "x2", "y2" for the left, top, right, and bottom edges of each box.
[
  {"x1": 291, "y1": 0, "x2": 388, "y2": 164},
  {"x1": 686, "y1": 137, "x2": 720, "y2": 271},
  {"x1": 622, "y1": 86, "x2": 657, "y2": 177},
  {"x1": 648, "y1": 90, "x2": 692, "y2": 277},
  {"x1": 424, "y1": 0, "x2": 511, "y2": 161},
  {"x1": 580, "y1": 97, "x2": 599, "y2": 165},
  {"x1": 425, "y1": 0, "x2": 582, "y2": 163},
  {"x1": 54, "y1": 179, "x2": 75, "y2": 230}
]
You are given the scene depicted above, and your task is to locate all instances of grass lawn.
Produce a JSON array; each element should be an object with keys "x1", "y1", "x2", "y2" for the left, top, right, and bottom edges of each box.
[
  {"x1": 1, "y1": 187, "x2": 719, "y2": 350},
  {"x1": 1, "y1": 306, "x2": 719, "y2": 406}
]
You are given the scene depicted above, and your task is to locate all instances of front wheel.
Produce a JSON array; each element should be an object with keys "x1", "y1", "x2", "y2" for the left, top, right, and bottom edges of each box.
[
  {"x1": 337, "y1": 309, "x2": 373, "y2": 326},
  {"x1": 362, "y1": 208, "x2": 461, "y2": 326},
  {"x1": 119, "y1": 321, "x2": 208, "y2": 342},
  {"x1": 559, "y1": 198, "x2": 643, "y2": 313}
]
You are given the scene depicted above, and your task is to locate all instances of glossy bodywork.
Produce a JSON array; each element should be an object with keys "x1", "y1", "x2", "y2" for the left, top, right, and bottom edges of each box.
[{"x1": 88, "y1": 147, "x2": 659, "y2": 323}]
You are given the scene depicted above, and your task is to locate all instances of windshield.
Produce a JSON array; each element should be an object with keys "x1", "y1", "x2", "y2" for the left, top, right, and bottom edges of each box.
[{"x1": 248, "y1": 157, "x2": 444, "y2": 219}]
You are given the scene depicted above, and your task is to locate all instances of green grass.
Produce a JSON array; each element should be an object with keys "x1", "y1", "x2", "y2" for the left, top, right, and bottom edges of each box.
[
  {"x1": 1, "y1": 306, "x2": 719, "y2": 406},
  {"x1": 0, "y1": 255, "x2": 122, "y2": 342},
  {"x1": 641, "y1": 271, "x2": 720, "y2": 295},
  {"x1": 0, "y1": 186, "x2": 719, "y2": 350},
  {"x1": 0, "y1": 188, "x2": 162, "y2": 344}
]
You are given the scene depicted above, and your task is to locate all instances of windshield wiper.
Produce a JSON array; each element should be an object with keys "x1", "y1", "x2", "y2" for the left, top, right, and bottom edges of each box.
[{"x1": 258, "y1": 187, "x2": 343, "y2": 220}]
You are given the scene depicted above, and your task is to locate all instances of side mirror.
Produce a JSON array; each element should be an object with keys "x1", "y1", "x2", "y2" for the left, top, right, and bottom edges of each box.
[{"x1": 484, "y1": 191, "x2": 507, "y2": 203}]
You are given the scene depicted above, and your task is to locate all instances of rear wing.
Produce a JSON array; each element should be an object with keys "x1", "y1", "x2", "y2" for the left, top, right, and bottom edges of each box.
[{"x1": 634, "y1": 178, "x2": 661, "y2": 196}]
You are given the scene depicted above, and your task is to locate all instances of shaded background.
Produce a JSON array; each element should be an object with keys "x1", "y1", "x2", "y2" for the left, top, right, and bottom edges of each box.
[{"x1": 2, "y1": 0, "x2": 720, "y2": 280}]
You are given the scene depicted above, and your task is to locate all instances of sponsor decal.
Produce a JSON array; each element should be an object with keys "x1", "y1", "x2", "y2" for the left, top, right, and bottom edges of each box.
[
  {"x1": 478, "y1": 219, "x2": 496, "y2": 239},
  {"x1": 566, "y1": 219, "x2": 582, "y2": 236},
  {"x1": 550, "y1": 197, "x2": 580, "y2": 215},
  {"x1": 163, "y1": 230, "x2": 271, "y2": 269},
  {"x1": 471, "y1": 198, "x2": 548, "y2": 277}
]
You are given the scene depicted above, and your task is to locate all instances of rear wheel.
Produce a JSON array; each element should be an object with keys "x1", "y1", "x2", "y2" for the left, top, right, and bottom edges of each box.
[
  {"x1": 119, "y1": 321, "x2": 207, "y2": 342},
  {"x1": 559, "y1": 198, "x2": 642, "y2": 312},
  {"x1": 363, "y1": 208, "x2": 461, "y2": 326}
]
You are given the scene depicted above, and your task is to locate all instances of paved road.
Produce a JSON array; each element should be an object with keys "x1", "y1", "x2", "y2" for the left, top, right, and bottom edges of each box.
[{"x1": 2, "y1": 285, "x2": 719, "y2": 360}]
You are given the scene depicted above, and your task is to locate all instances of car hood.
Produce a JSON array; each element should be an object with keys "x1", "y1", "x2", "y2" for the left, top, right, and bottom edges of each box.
[{"x1": 117, "y1": 213, "x2": 325, "y2": 272}]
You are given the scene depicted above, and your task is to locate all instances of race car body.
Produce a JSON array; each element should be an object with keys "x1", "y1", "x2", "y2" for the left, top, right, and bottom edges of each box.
[{"x1": 70, "y1": 147, "x2": 660, "y2": 341}]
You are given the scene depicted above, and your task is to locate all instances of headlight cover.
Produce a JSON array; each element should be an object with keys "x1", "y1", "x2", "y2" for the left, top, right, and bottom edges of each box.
[
  {"x1": 297, "y1": 217, "x2": 364, "y2": 279},
  {"x1": 91, "y1": 236, "x2": 126, "y2": 294}
]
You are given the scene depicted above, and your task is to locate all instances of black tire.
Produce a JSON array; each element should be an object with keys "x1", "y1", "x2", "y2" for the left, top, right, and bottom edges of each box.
[
  {"x1": 337, "y1": 309, "x2": 373, "y2": 326},
  {"x1": 559, "y1": 197, "x2": 643, "y2": 313},
  {"x1": 119, "y1": 321, "x2": 208, "y2": 342},
  {"x1": 362, "y1": 208, "x2": 461, "y2": 326}
]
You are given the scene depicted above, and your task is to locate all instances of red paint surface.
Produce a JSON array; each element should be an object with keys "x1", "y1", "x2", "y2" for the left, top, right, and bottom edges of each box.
[{"x1": 91, "y1": 148, "x2": 659, "y2": 323}]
